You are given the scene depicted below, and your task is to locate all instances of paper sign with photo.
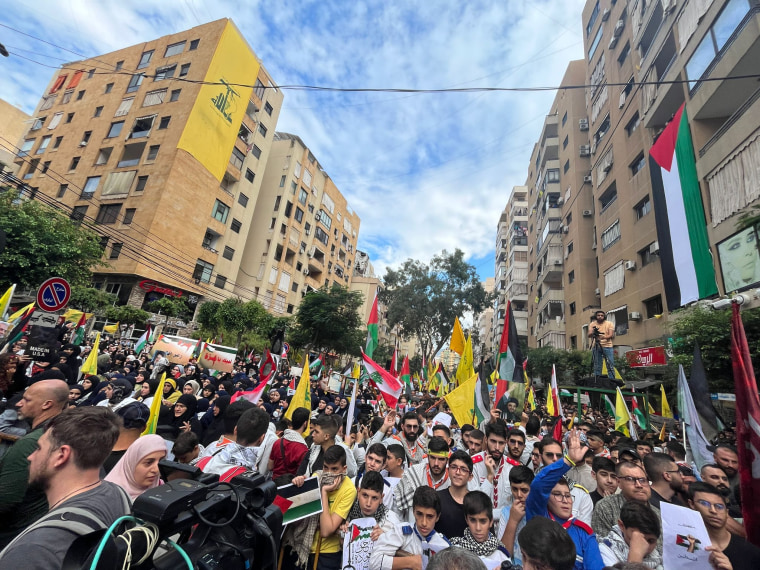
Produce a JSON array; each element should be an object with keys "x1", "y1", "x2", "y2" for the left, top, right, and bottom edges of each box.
[{"x1": 661, "y1": 502, "x2": 712, "y2": 570}]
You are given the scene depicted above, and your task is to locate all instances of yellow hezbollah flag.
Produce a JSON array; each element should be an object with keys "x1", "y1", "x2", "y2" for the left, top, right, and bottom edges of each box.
[
  {"x1": 455, "y1": 334, "x2": 474, "y2": 386},
  {"x1": 601, "y1": 358, "x2": 624, "y2": 382},
  {"x1": 62, "y1": 309, "x2": 94, "y2": 324},
  {"x1": 444, "y1": 372, "x2": 479, "y2": 428},
  {"x1": 660, "y1": 384, "x2": 673, "y2": 418},
  {"x1": 142, "y1": 372, "x2": 166, "y2": 436},
  {"x1": 527, "y1": 387, "x2": 536, "y2": 411},
  {"x1": 0, "y1": 284, "x2": 15, "y2": 320},
  {"x1": 615, "y1": 387, "x2": 631, "y2": 437},
  {"x1": 80, "y1": 333, "x2": 101, "y2": 376},
  {"x1": 103, "y1": 322, "x2": 119, "y2": 334},
  {"x1": 449, "y1": 317, "x2": 465, "y2": 356},
  {"x1": 177, "y1": 21, "x2": 260, "y2": 182},
  {"x1": 352, "y1": 362, "x2": 361, "y2": 380},
  {"x1": 286, "y1": 356, "x2": 312, "y2": 435},
  {"x1": 659, "y1": 422, "x2": 667, "y2": 442}
]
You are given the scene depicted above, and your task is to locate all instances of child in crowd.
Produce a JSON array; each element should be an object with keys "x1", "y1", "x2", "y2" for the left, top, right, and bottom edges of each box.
[
  {"x1": 370, "y1": 486, "x2": 450, "y2": 570},
  {"x1": 449, "y1": 491, "x2": 510, "y2": 567},
  {"x1": 498, "y1": 465, "x2": 534, "y2": 566},
  {"x1": 172, "y1": 431, "x2": 201, "y2": 464},
  {"x1": 598, "y1": 502, "x2": 663, "y2": 568},
  {"x1": 590, "y1": 456, "x2": 618, "y2": 505}
]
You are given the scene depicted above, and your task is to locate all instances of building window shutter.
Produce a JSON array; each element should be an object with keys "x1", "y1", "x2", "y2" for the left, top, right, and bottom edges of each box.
[
  {"x1": 47, "y1": 112, "x2": 63, "y2": 130},
  {"x1": 50, "y1": 75, "x2": 67, "y2": 93},
  {"x1": 68, "y1": 70, "x2": 84, "y2": 89},
  {"x1": 102, "y1": 170, "x2": 137, "y2": 197},
  {"x1": 114, "y1": 98, "x2": 134, "y2": 117}
]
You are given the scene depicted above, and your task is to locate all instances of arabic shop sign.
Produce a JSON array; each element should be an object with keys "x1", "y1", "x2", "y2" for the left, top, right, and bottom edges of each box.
[
  {"x1": 625, "y1": 346, "x2": 667, "y2": 368},
  {"x1": 139, "y1": 280, "x2": 183, "y2": 298}
]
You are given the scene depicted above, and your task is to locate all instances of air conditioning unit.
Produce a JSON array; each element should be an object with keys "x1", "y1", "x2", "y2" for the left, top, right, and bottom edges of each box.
[
  {"x1": 650, "y1": 241, "x2": 660, "y2": 255},
  {"x1": 629, "y1": 311, "x2": 642, "y2": 321},
  {"x1": 308, "y1": 246, "x2": 316, "y2": 257},
  {"x1": 609, "y1": 35, "x2": 619, "y2": 50},
  {"x1": 614, "y1": 20, "x2": 624, "y2": 38},
  {"x1": 590, "y1": 143, "x2": 597, "y2": 156},
  {"x1": 594, "y1": 288, "x2": 601, "y2": 296},
  {"x1": 579, "y1": 145, "x2": 591, "y2": 157},
  {"x1": 553, "y1": 260, "x2": 562, "y2": 266},
  {"x1": 579, "y1": 118, "x2": 589, "y2": 131},
  {"x1": 562, "y1": 225, "x2": 569, "y2": 234},
  {"x1": 305, "y1": 229, "x2": 311, "y2": 236},
  {"x1": 603, "y1": 161, "x2": 613, "y2": 173},
  {"x1": 582, "y1": 209, "x2": 593, "y2": 217},
  {"x1": 79, "y1": 141, "x2": 87, "y2": 147},
  {"x1": 302, "y1": 268, "x2": 309, "y2": 275},
  {"x1": 601, "y1": 8, "x2": 610, "y2": 21},
  {"x1": 583, "y1": 174, "x2": 593, "y2": 183},
  {"x1": 624, "y1": 260, "x2": 637, "y2": 271},
  {"x1": 557, "y1": 197, "x2": 564, "y2": 206},
  {"x1": 314, "y1": 213, "x2": 321, "y2": 221},
  {"x1": 299, "y1": 246, "x2": 305, "y2": 254}
]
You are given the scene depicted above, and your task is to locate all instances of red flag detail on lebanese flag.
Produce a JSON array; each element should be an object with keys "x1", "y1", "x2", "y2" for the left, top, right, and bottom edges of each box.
[
  {"x1": 362, "y1": 349, "x2": 403, "y2": 409},
  {"x1": 730, "y1": 303, "x2": 760, "y2": 547}
]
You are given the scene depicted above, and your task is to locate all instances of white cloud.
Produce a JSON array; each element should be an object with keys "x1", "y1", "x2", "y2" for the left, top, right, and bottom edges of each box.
[{"x1": 0, "y1": 0, "x2": 587, "y2": 279}]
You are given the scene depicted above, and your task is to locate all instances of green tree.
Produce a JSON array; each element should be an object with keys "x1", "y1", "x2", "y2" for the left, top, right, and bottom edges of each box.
[
  {"x1": 194, "y1": 298, "x2": 276, "y2": 347},
  {"x1": 289, "y1": 284, "x2": 365, "y2": 357},
  {"x1": 0, "y1": 191, "x2": 106, "y2": 289},
  {"x1": 196, "y1": 301, "x2": 222, "y2": 338},
  {"x1": 69, "y1": 286, "x2": 117, "y2": 314},
  {"x1": 146, "y1": 296, "x2": 191, "y2": 330},
  {"x1": 381, "y1": 249, "x2": 491, "y2": 362},
  {"x1": 105, "y1": 304, "x2": 151, "y2": 326}
]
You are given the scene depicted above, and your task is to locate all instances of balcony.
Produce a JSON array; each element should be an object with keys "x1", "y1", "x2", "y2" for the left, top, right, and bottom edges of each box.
[
  {"x1": 538, "y1": 316, "x2": 565, "y2": 336},
  {"x1": 536, "y1": 258, "x2": 563, "y2": 288},
  {"x1": 536, "y1": 288, "x2": 564, "y2": 315}
]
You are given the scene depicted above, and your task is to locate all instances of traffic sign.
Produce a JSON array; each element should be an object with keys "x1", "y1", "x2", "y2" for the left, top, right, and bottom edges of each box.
[{"x1": 37, "y1": 277, "x2": 71, "y2": 312}]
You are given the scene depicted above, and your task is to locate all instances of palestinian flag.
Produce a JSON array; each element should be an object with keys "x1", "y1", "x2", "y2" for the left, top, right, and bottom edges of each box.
[
  {"x1": 0, "y1": 303, "x2": 35, "y2": 353},
  {"x1": 649, "y1": 103, "x2": 717, "y2": 311},
  {"x1": 191, "y1": 336, "x2": 204, "y2": 359},
  {"x1": 362, "y1": 349, "x2": 403, "y2": 409},
  {"x1": 134, "y1": 325, "x2": 151, "y2": 354},
  {"x1": 366, "y1": 290, "x2": 379, "y2": 359},
  {"x1": 400, "y1": 355, "x2": 412, "y2": 397},
  {"x1": 274, "y1": 476, "x2": 323, "y2": 525},
  {"x1": 309, "y1": 353, "x2": 324, "y2": 375},
  {"x1": 603, "y1": 394, "x2": 616, "y2": 417},
  {"x1": 71, "y1": 313, "x2": 87, "y2": 346},
  {"x1": 495, "y1": 301, "x2": 525, "y2": 408},
  {"x1": 631, "y1": 394, "x2": 647, "y2": 430}
]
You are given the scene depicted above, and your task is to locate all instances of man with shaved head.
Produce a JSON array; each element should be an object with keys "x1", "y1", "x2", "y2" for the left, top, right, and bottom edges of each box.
[{"x1": 0, "y1": 380, "x2": 69, "y2": 547}]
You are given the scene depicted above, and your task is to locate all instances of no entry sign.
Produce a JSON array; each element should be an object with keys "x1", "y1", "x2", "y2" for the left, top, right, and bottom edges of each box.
[{"x1": 37, "y1": 277, "x2": 71, "y2": 312}]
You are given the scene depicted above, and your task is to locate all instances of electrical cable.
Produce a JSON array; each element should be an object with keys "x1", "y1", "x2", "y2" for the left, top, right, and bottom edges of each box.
[
  {"x1": 191, "y1": 481, "x2": 241, "y2": 528},
  {"x1": 88, "y1": 515, "x2": 143, "y2": 570}
]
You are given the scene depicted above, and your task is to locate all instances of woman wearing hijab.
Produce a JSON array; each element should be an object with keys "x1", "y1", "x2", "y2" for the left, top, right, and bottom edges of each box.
[
  {"x1": 182, "y1": 380, "x2": 201, "y2": 398},
  {"x1": 201, "y1": 395, "x2": 231, "y2": 446},
  {"x1": 136, "y1": 379, "x2": 159, "y2": 408},
  {"x1": 311, "y1": 397, "x2": 328, "y2": 420},
  {"x1": 161, "y1": 378, "x2": 181, "y2": 406},
  {"x1": 157, "y1": 394, "x2": 201, "y2": 440},
  {"x1": 104, "y1": 434, "x2": 167, "y2": 501}
]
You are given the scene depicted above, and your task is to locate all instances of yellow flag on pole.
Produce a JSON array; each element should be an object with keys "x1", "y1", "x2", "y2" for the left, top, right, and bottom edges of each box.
[
  {"x1": 352, "y1": 362, "x2": 361, "y2": 380},
  {"x1": 601, "y1": 358, "x2": 624, "y2": 381},
  {"x1": 449, "y1": 317, "x2": 465, "y2": 356},
  {"x1": 615, "y1": 387, "x2": 631, "y2": 437},
  {"x1": 444, "y1": 372, "x2": 479, "y2": 428},
  {"x1": 7, "y1": 302, "x2": 35, "y2": 323},
  {"x1": 142, "y1": 372, "x2": 166, "y2": 435},
  {"x1": 79, "y1": 333, "x2": 101, "y2": 376},
  {"x1": 285, "y1": 356, "x2": 312, "y2": 435},
  {"x1": 0, "y1": 284, "x2": 16, "y2": 320},
  {"x1": 659, "y1": 422, "x2": 667, "y2": 442},
  {"x1": 103, "y1": 322, "x2": 119, "y2": 334},
  {"x1": 660, "y1": 384, "x2": 673, "y2": 418},
  {"x1": 455, "y1": 334, "x2": 474, "y2": 386},
  {"x1": 527, "y1": 387, "x2": 536, "y2": 411}
]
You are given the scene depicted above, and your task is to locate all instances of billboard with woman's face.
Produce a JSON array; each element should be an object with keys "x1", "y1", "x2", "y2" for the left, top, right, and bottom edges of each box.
[{"x1": 717, "y1": 226, "x2": 760, "y2": 293}]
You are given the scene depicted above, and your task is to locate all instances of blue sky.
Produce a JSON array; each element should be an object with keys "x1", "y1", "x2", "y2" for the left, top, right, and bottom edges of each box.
[{"x1": 0, "y1": 0, "x2": 587, "y2": 281}]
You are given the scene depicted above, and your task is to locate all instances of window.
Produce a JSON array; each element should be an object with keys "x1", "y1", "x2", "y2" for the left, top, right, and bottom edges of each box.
[
  {"x1": 238, "y1": 193, "x2": 249, "y2": 207},
  {"x1": 279, "y1": 175, "x2": 286, "y2": 187},
  {"x1": 254, "y1": 79, "x2": 266, "y2": 100},
  {"x1": 586, "y1": 1, "x2": 600, "y2": 36},
  {"x1": 123, "y1": 208, "x2": 136, "y2": 224},
  {"x1": 53, "y1": 136, "x2": 63, "y2": 149},
  {"x1": 71, "y1": 206, "x2": 87, "y2": 222},
  {"x1": 567, "y1": 242, "x2": 574, "y2": 255},
  {"x1": 298, "y1": 188, "x2": 308, "y2": 205},
  {"x1": 66, "y1": 113, "x2": 74, "y2": 123},
  {"x1": 193, "y1": 260, "x2": 214, "y2": 283},
  {"x1": 295, "y1": 207, "x2": 304, "y2": 223},
  {"x1": 76, "y1": 90, "x2": 85, "y2": 101},
  {"x1": 273, "y1": 196, "x2": 282, "y2": 211},
  {"x1": 568, "y1": 270, "x2": 575, "y2": 284},
  {"x1": 57, "y1": 184, "x2": 67, "y2": 198},
  {"x1": 69, "y1": 157, "x2": 80, "y2": 171},
  {"x1": 135, "y1": 175, "x2": 148, "y2": 192},
  {"x1": 36, "y1": 136, "x2": 51, "y2": 154},
  {"x1": 546, "y1": 168, "x2": 560, "y2": 183},
  {"x1": 212, "y1": 199, "x2": 230, "y2": 223},
  {"x1": 625, "y1": 112, "x2": 640, "y2": 136},
  {"x1": 164, "y1": 41, "x2": 186, "y2": 57},
  {"x1": 318, "y1": 209, "x2": 332, "y2": 229},
  {"x1": 214, "y1": 275, "x2": 227, "y2": 289},
  {"x1": 265, "y1": 102, "x2": 273, "y2": 116},
  {"x1": 189, "y1": 39, "x2": 200, "y2": 50},
  {"x1": 170, "y1": 89, "x2": 181, "y2": 102},
  {"x1": 566, "y1": 212, "x2": 573, "y2": 224},
  {"x1": 562, "y1": 111, "x2": 567, "y2": 126},
  {"x1": 87, "y1": 69, "x2": 95, "y2": 79},
  {"x1": 283, "y1": 201, "x2": 292, "y2": 216},
  {"x1": 634, "y1": 195, "x2": 651, "y2": 220},
  {"x1": 630, "y1": 153, "x2": 646, "y2": 176},
  {"x1": 258, "y1": 123, "x2": 268, "y2": 137},
  {"x1": 105, "y1": 83, "x2": 113, "y2": 94},
  {"x1": 113, "y1": 98, "x2": 133, "y2": 118},
  {"x1": 599, "y1": 183, "x2": 618, "y2": 211},
  {"x1": 607, "y1": 306, "x2": 629, "y2": 336},
  {"x1": 231, "y1": 218, "x2": 242, "y2": 233},
  {"x1": 251, "y1": 145, "x2": 261, "y2": 159},
  {"x1": 31, "y1": 116, "x2": 45, "y2": 130},
  {"x1": 107, "y1": 121, "x2": 124, "y2": 138},
  {"x1": 137, "y1": 50, "x2": 153, "y2": 69},
  {"x1": 570, "y1": 302, "x2": 577, "y2": 315},
  {"x1": 143, "y1": 89, "x2": 167, "y2": 106},
  {"x1": 158, "y1": 116, "x2": 171, "y2": 129},
  {"x1": 223, "y1": 246, "x2": 235, "y2": 260},
  {"x1": 40, "y1": 161, "x2": 50, "y2": 174},
  {"x1": 81, "y1": 176, "x2": 101, "y2": 197},
  {"x1": 644, "y1": 295, "x2": 663, "y2": 318},
  {"x1": 588, "y1": 25, "x2": 604, "y2": 60},
  {"x1": 40, "y1": 94, "x2": 56, "y2": 111},
  {"x1": 19, "y1": 139, "x2": 34, "y2": 156},
  {"x1": 601, "y1": 220, "x2": 621, "y2": 250},
  {"x1": 618, "y1": 42, "x2": 630, "y2": 66},
  {"x1": 315, "y1": 227, "x2": 329, "y2": 245},
  {"x1": 639, "y1": 242, "x2": 659, "y2": 266},
  {"x1": 604, "y1": 262, "x2": 625, "y2": 296},
  {"x1": 229, "y1": 147, "x2": 245, "y2": 169},
  {"x1": 94, "y1": 106, "x2": 103, "y2": 117},
  {"x1": 563, "y1": 160, "x2": 570, "y2": 173},
  {"x1": 61, "y1": 90, "x2": 73, "y2": 104},
  {"x1": 594, "y1": 114, "x2": 610, "y2": 143},
  {"x1": 179, "y1": 63, "x2": 190, "y2": 77},
  {"x1": 146, "y1": 145, "x2": 160, "y2": 160},
  {"x1": 46, "y1": 113, "x2": 63, "y2": 130},
  {"x1": 321, "y1": 193, "x2": 335, "y2": 214},
  {"x1": 109, "y1": 243, "x2": 123, "y2": 259},
  {"x1": 563, "y1": 135, "x2": 568, "y2": 149},
  {"x1": 126, "y1": 73, "x2": 144, "y2": 93},
  {"x1": 115, "y1": 61, "x2": 124, "y2": 71},
  {"x1": 154, "y1": 65, "x2": 176, "y2": 81},
  {"x1": 96, "y1": 203, "x2": 121, "y2": 224}
]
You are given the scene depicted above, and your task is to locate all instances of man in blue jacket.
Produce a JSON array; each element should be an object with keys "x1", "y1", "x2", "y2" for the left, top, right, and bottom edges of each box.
[{"x1": 526, "y1": 430, "x2": 604, "y2": 570}]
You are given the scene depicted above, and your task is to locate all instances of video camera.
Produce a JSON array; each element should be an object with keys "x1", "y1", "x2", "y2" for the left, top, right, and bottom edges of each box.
[
  {"x1": 67, "y1": 461, "x2": 282, "y2": 570},
  {"x1": 591, "y1": 326, "x2": 601, "y2": 337}
]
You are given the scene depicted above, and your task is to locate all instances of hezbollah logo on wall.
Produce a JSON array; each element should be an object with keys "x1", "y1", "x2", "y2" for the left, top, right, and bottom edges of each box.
[
  {"x1": 177, "y1": 21, "x2": 259, "y2": 182},
  {"x1": 211, "y1": 79, "x2": 239, "y2": 124}
]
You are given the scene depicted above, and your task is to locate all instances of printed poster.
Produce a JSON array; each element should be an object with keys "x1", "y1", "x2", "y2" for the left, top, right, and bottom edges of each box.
[
  {"x1": 151, "y1": 335, "x2": 196, "y2": 365},
  {"x1": 661, "y1": 502, "x2": 712, "y2": 570},
  {"x1": 198, "y1": 343, "x2": 237, "y2": 374},
  {"x1": 341, "y1": 517, "x2": 376, "y2": 570}
]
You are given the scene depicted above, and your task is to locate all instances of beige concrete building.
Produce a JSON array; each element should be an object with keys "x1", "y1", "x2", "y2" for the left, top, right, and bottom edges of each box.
[
  {"x1": 475, "y1": 277, "x2": 495, "y2": 360},
  {"x1": 0, "y1": 99, "x2": 30, "y2": 175},
  {"x1": 236, "y1": 133, "x2": 360, "y2": 315},
  {"x1": 12, "y1": 19, "x2": 283, "y2": 333}
]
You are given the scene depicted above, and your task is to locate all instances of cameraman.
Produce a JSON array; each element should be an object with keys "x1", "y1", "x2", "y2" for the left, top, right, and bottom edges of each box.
[{"x1": 588, "y1": 310, "x2": 616, "y2": 379}]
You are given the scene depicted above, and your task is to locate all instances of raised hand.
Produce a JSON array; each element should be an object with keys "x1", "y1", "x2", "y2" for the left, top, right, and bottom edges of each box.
[{"x1": 565, "y1": 429, "x2": 586, "y2": 465}]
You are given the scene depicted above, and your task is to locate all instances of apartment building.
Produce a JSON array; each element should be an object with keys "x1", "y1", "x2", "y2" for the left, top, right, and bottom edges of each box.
[
  {"x1": 13, "y1": 20, "x2": 283, "y2": 332},
  {"x1": 235, "y1": 133, "x2": 361, "y2": 315},
  {"x1": 475, "y1": 277, "x2": 495, "y2": 360},
  {"x1": 0, "y1": 99, "x2": 30, "y2": 175}
]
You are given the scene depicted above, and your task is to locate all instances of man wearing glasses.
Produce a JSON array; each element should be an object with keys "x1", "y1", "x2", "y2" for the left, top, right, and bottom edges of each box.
[
  {"x1": 435, "y1": 450, "x2": 473, "y2": 539},
  {"x1": 643, "y1": 452, "x2": 684, "y2": 508},
  {"x1": 540, "y1": 437, "x2": 594, "y2": 525}
]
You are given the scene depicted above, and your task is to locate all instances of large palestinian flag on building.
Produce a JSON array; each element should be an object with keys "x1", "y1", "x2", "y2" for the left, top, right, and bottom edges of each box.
[{"x1": 649, "y1": 103, "x2": 717, "y2": 311}]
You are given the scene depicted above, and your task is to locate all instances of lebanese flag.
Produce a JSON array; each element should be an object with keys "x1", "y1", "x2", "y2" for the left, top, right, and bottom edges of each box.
[
  {"x1": 365, "y1": 291, "x2": 379, "y2": 359},
  {"x1": 730, "y1": 303, "x2": 760, "y2": 546},
  {"x1": 362, "y1": 349, "x2": 403, "y2": 409},
  {"x1": 649, "y1": 103, "x2": 717, "y2": 311}
]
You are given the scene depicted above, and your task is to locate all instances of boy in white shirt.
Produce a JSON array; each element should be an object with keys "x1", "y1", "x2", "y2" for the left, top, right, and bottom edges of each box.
[{"x1": 449, "y1": 491, "x2": 510, "y2": 568}]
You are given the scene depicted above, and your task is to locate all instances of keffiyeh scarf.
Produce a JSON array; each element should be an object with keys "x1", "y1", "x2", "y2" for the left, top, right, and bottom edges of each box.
[
  {"x1": 348, "y1": 500, "x2": 388, "y2": 525},
  {"x1": 450, "y1": 528, "x2": 502, "y2": 557}
]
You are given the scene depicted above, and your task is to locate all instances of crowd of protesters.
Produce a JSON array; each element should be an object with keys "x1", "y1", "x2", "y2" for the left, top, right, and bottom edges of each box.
[{"x1": 0, "y1": 322, "x2": 758, "y2": 570}]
